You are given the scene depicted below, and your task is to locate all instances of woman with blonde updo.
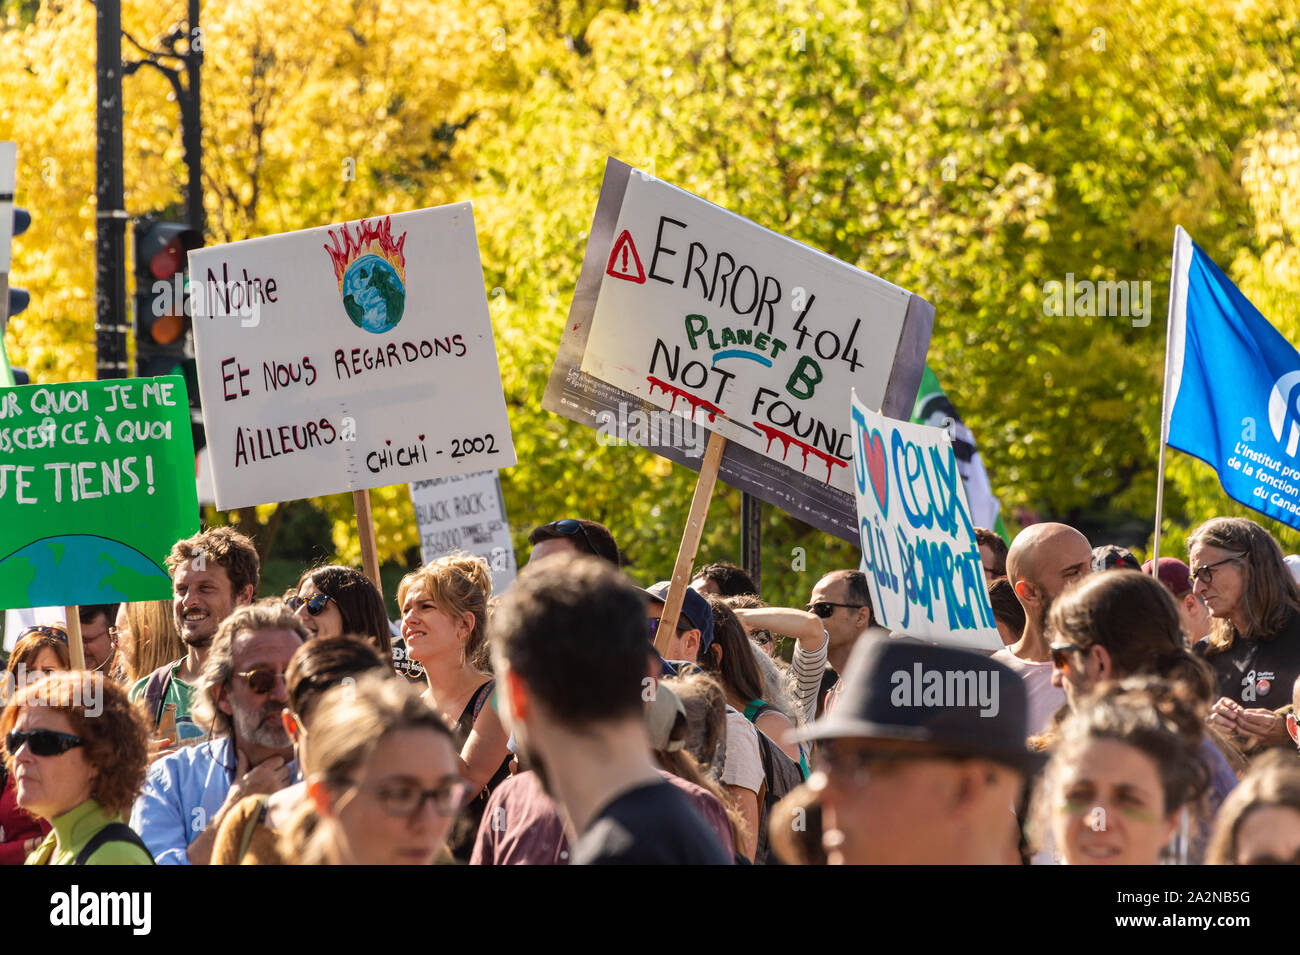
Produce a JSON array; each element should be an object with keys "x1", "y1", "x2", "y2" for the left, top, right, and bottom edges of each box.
[
  {"x1": 396, "y1": 552, "x2": 510, "y2": 861},
  {"x1": 282, "y1": 675, "x2": 465, "y2": 865}
]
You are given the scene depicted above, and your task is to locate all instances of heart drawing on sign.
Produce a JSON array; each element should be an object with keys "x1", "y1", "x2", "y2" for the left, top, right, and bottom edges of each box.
[{"x1": 866, "y1": 429, "x2": 888, "y2": 517}]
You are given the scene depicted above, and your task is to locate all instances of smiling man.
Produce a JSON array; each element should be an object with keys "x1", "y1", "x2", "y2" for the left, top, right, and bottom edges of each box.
[{"x1": 129, "y1": 528, "x2": 260, "y2": 748}]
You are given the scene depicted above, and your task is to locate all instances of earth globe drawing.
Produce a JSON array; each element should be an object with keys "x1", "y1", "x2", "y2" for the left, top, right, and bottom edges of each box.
[{"x1": 341, "y1": 253, "x2": 406, "y2": 333}]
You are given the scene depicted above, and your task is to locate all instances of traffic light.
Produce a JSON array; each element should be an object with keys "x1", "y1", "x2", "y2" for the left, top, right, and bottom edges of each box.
[
  {"x1": 133, "y1": 216, "x2": 202, "y2": 378},
  {"x1": 6, "y1": 206, "x2": 29, "y2": 325}
]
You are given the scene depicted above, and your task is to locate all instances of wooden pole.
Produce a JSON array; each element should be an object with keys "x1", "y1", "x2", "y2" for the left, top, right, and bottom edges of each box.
[
  {"x1": 64, "y1": 607, "x2": 86, "y2": 670},
  {"x1": 353, "y1": 489, "x2": 383, "y2": 591},
  {"x1": 655, "y1": 432, "x2": 727, "y2": 656}
]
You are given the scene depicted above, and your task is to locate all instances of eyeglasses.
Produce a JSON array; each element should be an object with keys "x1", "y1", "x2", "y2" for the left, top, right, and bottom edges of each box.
[
  {"x1": 813, "y1": 747, "x2": 953, "y2": 787},
  {"x1": 1188, "y1": 554, "x2": 1245, "y2": 589},
  {"x1": 350, "y1": 778, "x2": 469, "y2": 817},
  {"x1": 287, "y1": 593, "x2": 332, "y2": 616},
  {"x1": 19, "y1": 625, "x2": 67, "y2": 643},
  {"x1": 806, "y1": 602, "x2": 865, "y2": 619},
  {"x1": 235, "y1": 667, "x2": 288, "y2": 695},
  {"x1": 1049, "y1": 642, "x2": 1092, "y2": 673},
  {"x1": 5, "y1": 729, "x2": 85, "y2": 758},
  {"x1": 537, "y1": 519, "x2": 598, "y2": 555}
]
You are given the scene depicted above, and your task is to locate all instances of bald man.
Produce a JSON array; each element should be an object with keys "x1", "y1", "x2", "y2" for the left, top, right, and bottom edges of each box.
[{"x1": 991, "y1": 522, "x2": 1093, "y2": 734}]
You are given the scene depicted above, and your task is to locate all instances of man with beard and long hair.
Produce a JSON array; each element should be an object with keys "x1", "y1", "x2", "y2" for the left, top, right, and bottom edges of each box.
[
  {"x1": 490, "y1": 555, "x2": 731, "y2": 864},
  {"x1": 129, "y1": 528, "x2": 260, "y2": 750},
  {"x1": 993, "y1": 522, "x2": 1092, "y2": 733},
  {"x1": 130, "y1": 601, "x2": 306, "y2": 864}
]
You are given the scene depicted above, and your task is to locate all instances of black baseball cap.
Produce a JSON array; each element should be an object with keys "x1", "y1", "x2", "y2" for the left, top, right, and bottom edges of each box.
[{"x1": 797, "y1": 635, "x2": 1045, "y2": 774}]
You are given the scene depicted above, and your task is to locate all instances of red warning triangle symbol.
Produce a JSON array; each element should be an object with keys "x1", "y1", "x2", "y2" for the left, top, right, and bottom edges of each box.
[{"x1": 606, "y1": 229, "x2": 646, "y2": 284}]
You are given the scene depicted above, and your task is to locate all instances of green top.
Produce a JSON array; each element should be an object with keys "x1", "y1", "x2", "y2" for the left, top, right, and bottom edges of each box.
[
  {"x1": 129, "y1": 659, "x2": 204, "y2": 744},
  {"x1": 25, "y1": 798, "x2": 153, "y2": 865}
]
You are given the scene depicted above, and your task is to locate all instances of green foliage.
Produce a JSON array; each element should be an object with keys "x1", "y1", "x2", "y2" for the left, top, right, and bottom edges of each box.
[{"x1": 4, "y1": 0, "x2": 1300, "y2": 611}]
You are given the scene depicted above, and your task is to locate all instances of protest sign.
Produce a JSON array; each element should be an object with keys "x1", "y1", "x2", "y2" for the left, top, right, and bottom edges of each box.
[
  {"x1": 544, "y1": 159, "x2": 932, "y2": 543},
  {"x1": 188, "y1": 205, "x2": 516, "y2": 512},
  {"x1": 849, "y1": 390, "x2": 1000, "y2": 650},
  {"x1": 410, "y1": 470, "x2": 517, "y2": 592},
  {"x1": 0, "y1": 377, "x2": 199, "y2": 608}
]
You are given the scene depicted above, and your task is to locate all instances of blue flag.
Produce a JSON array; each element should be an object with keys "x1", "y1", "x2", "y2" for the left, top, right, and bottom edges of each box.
[{"x1": 1165, "y1": 226, "x2": 1300, "y2": 530}]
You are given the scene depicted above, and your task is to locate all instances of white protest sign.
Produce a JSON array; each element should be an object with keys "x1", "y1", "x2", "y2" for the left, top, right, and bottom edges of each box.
[
  {"x1": 849, "y1": 390, "x2": 1000, "y2": 650},
  {"x1": 410, "y1": 471, "x2": 516, "y2": 592},
  {"x1": 189, "y1": 206, "x2": 516, "y2": 510},
  {"x1": 580, "y1": 169, "x2": 919, "y2": 496}
]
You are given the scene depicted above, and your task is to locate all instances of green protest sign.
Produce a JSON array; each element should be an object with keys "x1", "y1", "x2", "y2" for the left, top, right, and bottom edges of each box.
[{"x1": 0, "y1": 377, "x2": 198, "y2": 608}]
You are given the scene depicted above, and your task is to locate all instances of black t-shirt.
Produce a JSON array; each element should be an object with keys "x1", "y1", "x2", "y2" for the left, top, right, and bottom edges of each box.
[
  {"x1": 571, "y1": 780, "x2": 733, "y2": 865},
  {"x1": 1196, "y1": 608, "x2": 1300, "y2": 708}
]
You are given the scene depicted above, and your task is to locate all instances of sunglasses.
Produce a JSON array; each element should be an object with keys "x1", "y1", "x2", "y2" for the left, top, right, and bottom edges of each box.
[
  {"x1": 648, "y1": 616, "x2": 691, "y2": 636},
  {"x1": 5, "y1": 729, "x2": 84, "y2": 758},
  {"x1": 235, "y1": 667, "x2": 288, "y2": 695},
  {"x1": 1188, "y1": 554, "x2": 1244, "y2": 589},
  {"x1": 805, "y1": 602, "x2": 865, "y2": 619},
  {"x1": 19, "y1": 625, "x2": 68, "y2": 643},
  {"x1": 538, "y1": 519, "x2": 598, "y2": 555},
  {"x1": 350, "y1": 779, "x2": 470, "y2": 818},
  {"x1": 287, "y1": 593, "x2": 332, "y2": 616},
  {"x1": 1049, "y1": 642, "x2": 1092, "y2": 673}
]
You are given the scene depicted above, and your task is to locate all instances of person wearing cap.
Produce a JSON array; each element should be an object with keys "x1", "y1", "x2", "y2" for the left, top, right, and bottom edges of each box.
[
  {"x1": 1091, "y1": 544, "x2": 1141, "y2": 573},
  {"x1": 643, "y1": 582, "x2": 765, "y2": 861},
  {"x1": 1142, "y1": 556, "x2": 1213, "y2": 645},
  {"x1": 797, "y1": 635, "x2": 1041, "y2": 864}
]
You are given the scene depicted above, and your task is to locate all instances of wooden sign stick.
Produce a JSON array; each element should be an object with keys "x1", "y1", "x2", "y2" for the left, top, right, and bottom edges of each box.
[
  {"x1": 655, "y1": 431, "x2": 727, "y2": 657},
  {"x1": 63, "y1": 606, "x2": 86, "y2": 670},
  {"x1": 353, "y1": 489, "x2": 383, "y2": 591}
]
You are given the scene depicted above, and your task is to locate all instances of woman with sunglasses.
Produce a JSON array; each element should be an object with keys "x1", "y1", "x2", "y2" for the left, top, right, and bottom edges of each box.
[
  {"x1": 1032, "y1": 678, "x2": 1209, "y2": 866},
  {"x1": 1045, "y1": 570, "x2": 1241, "y2": 862},
  {"x1": 397, "y1": 553, "x2": 510, "y2": 862},
  {"x1": 289, "y1": 565, "x2": 399, "y2": 657},
  {"x1": 1, "y1": 671, "x2": 152, "y2": 864},
  {"x1": 281, "y1": 674, "x2": 465, "y2": 864},
  {"x1": 1188, "y1": 517, "x2": 1300, "y2": 749}
]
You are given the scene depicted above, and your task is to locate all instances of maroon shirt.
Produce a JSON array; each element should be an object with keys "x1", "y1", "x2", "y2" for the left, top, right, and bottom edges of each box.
[
  {"x1": 470, "y1": 768, "x2": 734, "y2": 865},
  {"x1": 0, "y1": 773, "x2": 50, "y2": 865}
]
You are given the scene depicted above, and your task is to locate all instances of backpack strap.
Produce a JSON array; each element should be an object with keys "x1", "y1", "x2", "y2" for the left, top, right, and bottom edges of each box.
[
  {"x1": 143, "y1": 663, "x2": 176, "y2": 728},
  {"x1": 75, "y1": 823, "x2": 154, "y2": 865},
  {"x1": 743, "y1": 698, "x2": 775, "y2": 723},
  {"x1": 470, "y1": 680, "x2": 495, "y2": 724}
]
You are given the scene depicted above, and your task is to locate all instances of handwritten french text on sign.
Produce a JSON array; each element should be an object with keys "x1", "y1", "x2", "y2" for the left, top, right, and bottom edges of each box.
[
  {"x1": 189, "y1": 206, "x2": 516, "y2": 511},
  {"x1": 410, "y1": 471, "x2": 517, "y2": 592},
  {"x1": 580, "y1": 171, "x2": 915, "y2": 496},
  {"x1": 849, "y1": 391, "x2": 999, "y2": 650},
  {"x1": 0, "y1": 378, "x2": 199, "y2": 608}
]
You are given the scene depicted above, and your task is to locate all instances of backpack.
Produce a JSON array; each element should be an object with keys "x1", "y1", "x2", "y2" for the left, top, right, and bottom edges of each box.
[
  {"x1": 75, "y1": 823, "x2": 155, "y2": 865},
  {"x1": 742, "y1": 699, "x2": 805, "y2": 866},
  {"x1": 142, "y1": 663, "x2": 176, "y2": 728}
]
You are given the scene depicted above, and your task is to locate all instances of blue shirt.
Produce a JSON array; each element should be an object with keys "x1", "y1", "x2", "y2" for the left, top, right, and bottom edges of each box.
[{"x1": 128, "y1": 737, "x2": 298, "y2": 865}]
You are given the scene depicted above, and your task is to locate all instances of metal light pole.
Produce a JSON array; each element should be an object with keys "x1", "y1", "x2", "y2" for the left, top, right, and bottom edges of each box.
[{"x1": 95, "y1": 0, "x2": 130, "y2": 380}]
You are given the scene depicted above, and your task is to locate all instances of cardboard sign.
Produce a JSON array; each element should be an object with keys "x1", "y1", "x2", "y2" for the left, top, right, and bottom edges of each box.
[
  {"x1": 850, "y1": 390, "x2": 999, "y2": 650},
  {"x1": 0, "y1": 377, "x2": 199, "y2": 608},
  {"x1": 410, "y1": 470, "x2": 516, "y2": 592},
  {"x1": 581, "y1": 166, "x2": 929, "y2": 497},
  {"x1": 189, "y1": 206, "x2": 516, "y2": 511},
  {"x1": 544, "y1": 159, "x2": 932, "y2": 542}
]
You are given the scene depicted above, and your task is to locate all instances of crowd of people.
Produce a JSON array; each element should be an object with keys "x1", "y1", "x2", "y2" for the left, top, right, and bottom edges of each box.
[{"x1": 4, "y1": 511, "x2": 1300, "y2": 866}]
